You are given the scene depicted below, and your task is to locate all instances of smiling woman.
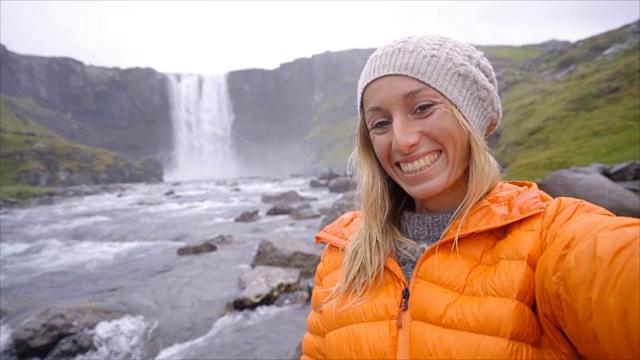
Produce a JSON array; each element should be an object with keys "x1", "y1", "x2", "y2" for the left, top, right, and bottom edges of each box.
[
  {"x1": 363, "y1": 78, "x2": 472, "y2": 213},
  {"x1": 300, "y1": 34, "x2": 639, "y2": 359}
]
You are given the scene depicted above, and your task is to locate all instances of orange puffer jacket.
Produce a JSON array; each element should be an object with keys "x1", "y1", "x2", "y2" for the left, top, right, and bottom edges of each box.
[{"x1": 301, "y1": 181, "x2": 639, "y2": 359}]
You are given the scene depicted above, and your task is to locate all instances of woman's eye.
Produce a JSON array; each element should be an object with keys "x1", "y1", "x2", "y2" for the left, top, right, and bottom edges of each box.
[
  {"x1": 369, "y1": 119, "x2": 391, "y2": 132},
  {"x1": 414, "y1": 103, "x2": 434, "y2": 115}
]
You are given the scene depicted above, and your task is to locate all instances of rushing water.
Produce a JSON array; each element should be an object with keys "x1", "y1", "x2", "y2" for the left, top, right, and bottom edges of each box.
[
  {"x1": 0, "y1": 176, "x2": 339, "y2": 359},
  {"x1": 165, "y1": 73, "x2": 238, "y2": 182}
]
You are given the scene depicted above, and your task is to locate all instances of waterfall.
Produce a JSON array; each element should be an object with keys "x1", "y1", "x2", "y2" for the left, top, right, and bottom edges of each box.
[{"x1": 165, "y1": 74, "x2": 238, "y2": 181}]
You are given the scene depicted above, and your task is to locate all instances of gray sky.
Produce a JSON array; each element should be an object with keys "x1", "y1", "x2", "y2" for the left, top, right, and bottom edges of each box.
[{"x1": 1, "y1": 1, "x2": 638, "y2": 75}]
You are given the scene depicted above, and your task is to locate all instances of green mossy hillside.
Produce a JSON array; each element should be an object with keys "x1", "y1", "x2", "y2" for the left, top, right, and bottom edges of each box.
[
  {"x1": 305, "y1": 75, "x2": 359, "y2": 168},
  {"x1": 0, "y1": 96, "x2": 160, "y2": 200},
  {"x1": 496, "y1": 24, "x2": 639, "y2": 180}
]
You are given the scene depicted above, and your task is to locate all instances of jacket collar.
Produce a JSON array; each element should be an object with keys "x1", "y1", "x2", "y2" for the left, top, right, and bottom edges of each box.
[
  {"x1": 316, "y1": 181, "x2": 549, "y2": 249},
  {"x1": 441, "y1": 180, "x2": 548, "y2": 241}
]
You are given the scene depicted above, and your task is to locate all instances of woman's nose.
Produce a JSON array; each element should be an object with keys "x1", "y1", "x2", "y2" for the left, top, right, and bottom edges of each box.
[{"x1": 392, "y1": 117, "x2": 419, "y2": 154}]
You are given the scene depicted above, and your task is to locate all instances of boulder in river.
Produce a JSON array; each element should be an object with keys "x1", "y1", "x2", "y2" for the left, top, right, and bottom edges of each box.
[
  {"x1": 232, "y1": 266, "x2": 300, "y2": 311},
  {"x1": 176, "y1": 241, "x2": 217, "y2": 256},
  {"x1": 261, "y1": 190, "x2": 316, "y2": 204},
  {"x1": 44, "y1": 329, "x2": 95, "y2": 360},
  {"x1": 11, "y1": 304, "x2": 120, "y2": 359},
  {"x1": 290, "y1": 206, "x2": 321, "y2": 220},
  {"x1": 327, "y1": 176, "x2": 356, "y2": 193},
  {"x1": 234, "y1": 209, "x2": 260, "y2": 222},
  {"x1": 251, "y1": 238, "x2": 322, "y2": 277},
  {"x1": 319, "y1": 191, "x2": 359, "y2": 230},
  {"x1": 266, "y1": 202, "x2": 296, "y2": 216}
]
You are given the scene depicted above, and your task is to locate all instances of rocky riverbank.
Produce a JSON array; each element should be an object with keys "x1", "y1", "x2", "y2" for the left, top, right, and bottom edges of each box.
[
  {"x1": 0, "y1": 176, "x2": 340, "y2": 359},
  {"x1": 1, "y1": 159, "x2": 638, "y2": 359}
]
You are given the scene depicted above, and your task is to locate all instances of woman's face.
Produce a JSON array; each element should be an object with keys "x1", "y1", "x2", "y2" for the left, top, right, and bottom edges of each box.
[{"x1": 362, "y1": 75, "x2": 470, "y2": 213}]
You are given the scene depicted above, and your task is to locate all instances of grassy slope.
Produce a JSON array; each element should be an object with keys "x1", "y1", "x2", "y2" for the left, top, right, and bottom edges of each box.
[
  {"x1": 304, "y1": 76, "x2": 359, "y2": 168},
  {"x1": 496, "y1": 27, "x2": 640, "y2": 180},
  {"x1": 307, "y1": 23, "x2": 639, "y2": 181},
  {"x1": 305, "y1": 116, "x2": 357, "y2": 167},
  {"x1": 0, "y1": 96, "x2": 130, "y2": 199}
]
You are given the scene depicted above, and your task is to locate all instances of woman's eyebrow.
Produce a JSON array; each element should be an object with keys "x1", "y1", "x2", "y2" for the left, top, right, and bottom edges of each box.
[
  {"x1": 365, "y1": 106, "x2": 384, "y2": 114},
  {"x1": 365, "y1": 86, "x2": 440, "y2": 114}
]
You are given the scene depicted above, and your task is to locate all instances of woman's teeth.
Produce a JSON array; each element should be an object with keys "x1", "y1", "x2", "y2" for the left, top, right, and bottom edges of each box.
[{"x1": 399, "y1": 152, "x2": 441, "y2": 174}]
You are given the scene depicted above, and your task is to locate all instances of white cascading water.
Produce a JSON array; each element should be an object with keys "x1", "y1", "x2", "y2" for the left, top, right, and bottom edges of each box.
[{"x1": 165, "y1": 74, "x2": 237, "y2": 181}]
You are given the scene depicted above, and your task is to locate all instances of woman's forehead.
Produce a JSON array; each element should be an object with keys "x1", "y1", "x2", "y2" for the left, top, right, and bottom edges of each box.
[{"x1": 363, "y1": 76, "x2": 447, "y2": 106}]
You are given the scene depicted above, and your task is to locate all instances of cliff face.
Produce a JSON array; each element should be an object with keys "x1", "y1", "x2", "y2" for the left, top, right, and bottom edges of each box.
[
  {"x1": 226, "y1": 49, "x2": 373, "y2": 175},
  {"x1": 0, "y1": 44, "x2": 173, "y2": 161}
]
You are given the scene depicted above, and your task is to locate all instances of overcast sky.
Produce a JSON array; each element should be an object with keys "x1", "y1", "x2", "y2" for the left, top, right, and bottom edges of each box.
[{"x1": 1, "y1": 1, "x2": 638, "y2": 75}]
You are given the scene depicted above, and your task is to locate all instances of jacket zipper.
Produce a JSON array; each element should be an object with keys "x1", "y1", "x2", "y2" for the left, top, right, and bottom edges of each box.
[
  {"x1": 396, "y1": 286, "x2": 411, "y2": 359},
  {"x1": 396, "y1": 287, "x2": 410, "y2": 327},
  {"x1": 393, "y1": 236, "x2": 456, "y2": 359}
]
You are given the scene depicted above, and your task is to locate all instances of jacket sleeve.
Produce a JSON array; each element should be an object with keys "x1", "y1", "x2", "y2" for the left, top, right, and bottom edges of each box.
[
  {"x1": 300, "y1": 245, "x2": 335, "y2": 359},
  {"x1": 537, "y1": 197, "x2": 640, "y2": 359}
]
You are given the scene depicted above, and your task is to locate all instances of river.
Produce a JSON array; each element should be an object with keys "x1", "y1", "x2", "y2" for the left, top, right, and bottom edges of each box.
[{"x1": 0, "y1": 175, "x2": 339, "y2": 359}]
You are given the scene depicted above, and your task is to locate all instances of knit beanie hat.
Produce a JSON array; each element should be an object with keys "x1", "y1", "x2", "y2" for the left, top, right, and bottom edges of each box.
[{"x1": 358, "y1": 35, "x2": 502, "y2": 137}]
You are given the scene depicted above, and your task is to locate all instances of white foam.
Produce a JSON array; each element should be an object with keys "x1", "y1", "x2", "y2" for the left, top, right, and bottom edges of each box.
[
  {"x1": 24, "y1": 215, "x2": 112, "y2": 237},
  {"x1": 0, "y1": 239, "x2": 173, "y2": 284},
  {"x1": 74, "y1": 315, "x2": 157, "y2": 360},
  {"x1": 236, "y1": 181, "x2": 289, "y2": 194},
  {"x1": 0, "y1": 242, "x2": 33, "y2": 258},
  {"x1": 139, "y1": 197, "x2": 245, "y2": 215},
  {"x1": 0, "y1": 324, "x2": 13, "y2": 355},
  {"x1": 155, "y1": 306, "x2": 289, "y2": 360}
]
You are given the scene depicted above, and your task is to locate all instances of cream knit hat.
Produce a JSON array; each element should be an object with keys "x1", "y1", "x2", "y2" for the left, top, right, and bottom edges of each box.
[{"x1": 358, "y1": 35, "x2": 502, "y2": 137}]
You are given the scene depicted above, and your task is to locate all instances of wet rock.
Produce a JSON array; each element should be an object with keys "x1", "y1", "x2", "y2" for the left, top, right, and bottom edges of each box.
[
  {"x1": 617, "y1": 180, "x2": 640, "y2": 193},
  {"x1": 234, "y1": 209, "x2": 260, "y2": 222},
  {"x1": 44, "y1": 329, "x2": 95, "y2": 360},
  {"x1": 583, "y1": 162, "x2": 609, "y2": 175},
  {"x1": 309, "y1": 178, "x2": 327, "y2": 188},
  {"x1": 316, "y1": 167, "x2": 345, "y2": 181},
  {"x1": 11, "y1": 304, "x2": 120, "y2": 360},
  {"x1": 274, "y1": 290, "x2": 310, "y2": 307},
  {"x1": 177, "y1": 241, "x2": 217, "y2": 256},
  {"x1": 607, "y1": 160, "x2": 640, "y2": 182},
  {"x1": 251, "y1": 238, "x2": 321, "y2": 277},
  {"x1": 261, "y1": 190, "x2": 316, "y2": 204},
  {"x1": 0, "y1": 197, "x2": 19, "y2": 207},
  {"x1": 232, "y1": 266, "x2": 300, "y2": 310},
  {"x1": 290, "y1": 207, "x2": 321, "y2": 220},
  {"x1": 538, "y1": 167, "x2": 640, "y2": 218},
  {"x1": 319, "y1": 191, "x2": 359, "y2": 229},
  {"x1": 317, "y1": 206, "x2": 333, "y2": 216},
  {"x1": 266, "y1": 202, "x2": 296, "y2": 216},
  {"x1": 327, "y1": 176, "x2": 355, "y2": 193}
]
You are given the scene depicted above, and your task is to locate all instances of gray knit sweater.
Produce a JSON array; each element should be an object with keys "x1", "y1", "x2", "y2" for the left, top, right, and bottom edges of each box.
[{"x1": 397, "y1": 210, "x2": 455, "y2": 281}]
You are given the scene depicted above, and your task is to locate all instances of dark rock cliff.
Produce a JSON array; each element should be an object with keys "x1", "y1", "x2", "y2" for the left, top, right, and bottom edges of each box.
[
  {"x1": 227, "y1": 49, "x2": 374, "y2": 175},
  {"x1": 0, "y1": 44, "x2": 173, "y2": 161}
]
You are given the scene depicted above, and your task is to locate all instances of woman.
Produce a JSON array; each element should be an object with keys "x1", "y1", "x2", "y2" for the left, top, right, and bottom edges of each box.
[{"x1": 301, "y1": 35, "x2": 639, "y2": 359}]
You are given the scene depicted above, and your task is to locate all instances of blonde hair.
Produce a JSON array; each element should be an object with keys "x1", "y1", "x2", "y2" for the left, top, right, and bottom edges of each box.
[{"x1": 332, "y1": 103, "x2": 502, "y2": 305}]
